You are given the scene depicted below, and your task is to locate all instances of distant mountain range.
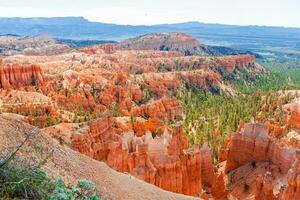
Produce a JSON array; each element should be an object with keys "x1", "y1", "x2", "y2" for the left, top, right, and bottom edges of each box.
[{"x1": 1, "y1": 17, "x2": 300, "y2": 52}]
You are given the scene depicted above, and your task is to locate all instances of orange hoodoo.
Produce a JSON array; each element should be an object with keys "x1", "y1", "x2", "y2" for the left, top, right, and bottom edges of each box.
[
  {"x1": 44, "y1": 113, "x2": 217, "y2": 196},
  {"x1": 0, "y1": 63, "x2": 45, "y2": 90}
]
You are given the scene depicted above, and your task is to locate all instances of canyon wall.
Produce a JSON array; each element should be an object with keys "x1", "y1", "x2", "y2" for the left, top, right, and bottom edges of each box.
[
  {"x1": 226, "y1": 123, "x2": 296, "y2": 174},
  {"x1": 279, "y1": 150, "x2": 300, "y2": 200}
]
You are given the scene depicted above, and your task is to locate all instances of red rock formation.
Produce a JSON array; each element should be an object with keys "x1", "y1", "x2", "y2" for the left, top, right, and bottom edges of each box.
[
  {"x1": 142, "y1": 73, "x2": 180, "y2": 98},
  {"x1": 223, "y1": 122, "x2": 300, "y2": 200},
  {"x1": 225, "y1": 123, "x2": 296, "y2": 174},
  {"x1": 180, "y1": 70, "x2": 221, "y2": 90},
  {"x1": 52, "y1": 87, "x2": 105, "y2": 114},
  {"x1": 98, "y1": 72, "x2": 143, "y2": 114},
  {"x1": 211, "y1": 172, "x2": 228, "y2": 199},
  {"x1": 266, "y1": 120, "x2": 287, "y2": 138},
  {"x1": 71, "y1": 114, "x2": 116, "y2": 159},
  {"x1": 47, "y1": 70, "x2": 142, "y2": 116},
  {"x1": 114, "y1": 118, "x2": 167, "y2": 137},
  {"x1": 218, "y1": 138, "x2": 230, "y2": 162},
  {"x1": 289, "y1": 103, "x2": 300, "y2": 129},
  {"x1": 279, "y1": 150, "x2": 300, "y2": 200},
  {"x1": 132, "y1": 119, "x2": 167, "y2": 137},
  {"x1": 217, "y1": 55, "x2": 256, "y2": 73},
  {"x1": 200, "y1": 143, "x2": 216, "y2": 188},
  {"x1": 131, "y1": 98, "x2": 183, "y2": 121},
  {"x1": 255, "y1": 173, "x2": 278, "y2": 200},
  {"x1": 140, "y1": 70, "x2": 222, "y2": 98},
  {"x1": 146, "y1": 126, "x2": 202, "y2": 195},
  {"x1": 79, "y1": 44, "x2": 117, "y2": 55},
  {"x1": 141, "y1": 54, "x2": 257, "y2": 74},
  {"x1": 79, "y1": 47, "x2": 97, "y2": 55},
  {"x1": 0, "y1": 63, "x2": 45, "y2": 90},
  {"x1": 102, "y1": 44, "x2": 117, "y2": 54},
  {"x1": 45, "y1": 113, "x2": 217, "y2": 196}
]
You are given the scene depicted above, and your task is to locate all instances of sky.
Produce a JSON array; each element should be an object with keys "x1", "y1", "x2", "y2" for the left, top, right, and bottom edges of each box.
[{"x1": 0, "y1": 0, "x2": 299, "y2": 27}]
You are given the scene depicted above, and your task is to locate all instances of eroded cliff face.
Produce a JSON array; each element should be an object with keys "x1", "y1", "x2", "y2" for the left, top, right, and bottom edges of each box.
[
  {"x1": 44, "y1": 113, "x2": 216, "y2": 196},
  {"x1": 216, "y1": 55, "x2": 256, "y2": 73},
  {"x1": 139, "y1": 54, "x2": 257, "y2": 74},
  {"x1": 0, "y1": 60, "x2": 45, "y2": 90},
  {"x1": 225, "y1": 123, "x2": 296, "y2": 174},
  {"x1": 252, "y1": 151, "x2": 300, "y2": 200},
  {"x1": 141, "y1": 73, "x2": 180, "y2": 98},
  {"x1": 222, "y1": 121, "x2": 300, "y2": 200},
  {"x1": 279, "y1": 151, "x2": 300, "y2": 200}
]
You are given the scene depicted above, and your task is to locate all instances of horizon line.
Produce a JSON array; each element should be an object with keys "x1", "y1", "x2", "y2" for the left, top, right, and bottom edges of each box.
[{"x1": 1, "y1": 16, "x2": 300, "y2": 29}]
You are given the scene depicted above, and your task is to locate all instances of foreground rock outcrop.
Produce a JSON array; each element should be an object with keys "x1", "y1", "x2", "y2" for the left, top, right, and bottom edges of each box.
[
  {"x1": 224, "y1": 122, "x2": 300, "y2": 200},
  {"x1": 44, "y1": 113, "x2": 216, "y2": 196},
  {"x1": 0, "y1": 115, "x2": 198, "y2": 200},
  {"x1": 226, "y1": 123, "x2": 296, "y2": 174}
]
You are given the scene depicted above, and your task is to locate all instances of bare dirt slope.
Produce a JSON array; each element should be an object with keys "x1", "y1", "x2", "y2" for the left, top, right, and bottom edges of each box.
[{"x1": 0, "y1": 115, "x2": 199, "y2": 200}]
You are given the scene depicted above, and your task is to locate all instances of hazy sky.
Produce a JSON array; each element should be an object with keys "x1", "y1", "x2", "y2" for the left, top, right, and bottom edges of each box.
[{"x1": 0, "y1": 0, "x2": 299, "y2": 27}]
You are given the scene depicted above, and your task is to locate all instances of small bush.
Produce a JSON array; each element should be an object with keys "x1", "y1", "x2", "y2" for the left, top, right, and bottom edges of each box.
[
  {"x1": 50, "y1": 179, "x2": 100, "y2": 200},
  {"x1": 109, "y1": 102, "x2": 120, "y2": 117},
  {"x1": 0, "y1": 161, "x2": 101, "y2": 200},
  {"x1": 0, "y1": 161, "x2": 55, "y2": 199}
]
